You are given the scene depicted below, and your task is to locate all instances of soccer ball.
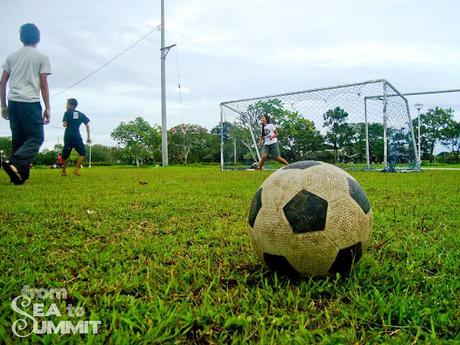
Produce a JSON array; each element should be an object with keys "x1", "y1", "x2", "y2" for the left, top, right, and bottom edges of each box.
[{"x1": 248, "y1": 161, "x2": 372, "y2": 277}]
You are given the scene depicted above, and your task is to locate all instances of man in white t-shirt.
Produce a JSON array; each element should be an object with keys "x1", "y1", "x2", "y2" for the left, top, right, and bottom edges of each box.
[{"x1": 0, "y1": 23, "x2": 51, "y2": 184}]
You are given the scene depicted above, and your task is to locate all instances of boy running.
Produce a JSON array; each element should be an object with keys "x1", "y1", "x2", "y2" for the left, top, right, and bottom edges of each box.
[
  {"x1": 61, "y1": 98, "x2": 91, "y2": 176},
  {"x1": 1, "y1": 23, "x2": 51, "y2": 184},
  {"x1": 257, "y1": 114, "x2": 288, "y2": 169}
]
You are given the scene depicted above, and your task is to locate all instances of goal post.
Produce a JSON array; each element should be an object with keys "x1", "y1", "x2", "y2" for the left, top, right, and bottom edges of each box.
[{"x1": 220, "y1": 79, "x2": 419, "y2": 171}]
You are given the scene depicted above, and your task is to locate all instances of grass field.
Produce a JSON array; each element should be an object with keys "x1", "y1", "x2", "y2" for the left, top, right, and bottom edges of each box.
[{"x1": 0, "y1": 166, "x2": 459, "y2": 344}]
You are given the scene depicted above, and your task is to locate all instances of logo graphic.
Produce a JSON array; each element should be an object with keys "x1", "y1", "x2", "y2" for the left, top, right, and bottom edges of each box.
[{"x1": 11, "y1": 286, "x2": 101, "y2": 338}]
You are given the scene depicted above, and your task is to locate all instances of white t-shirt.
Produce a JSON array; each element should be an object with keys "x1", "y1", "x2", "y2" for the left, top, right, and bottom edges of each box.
[
  {"x1": 262, "y1": 123, "x2": 278, "y2": 145},
  {"x1": 2, "y1": 47, "x2": 51, "y2": 103}
]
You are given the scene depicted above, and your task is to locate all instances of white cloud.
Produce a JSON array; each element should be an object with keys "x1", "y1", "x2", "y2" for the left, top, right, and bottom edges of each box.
[{"x1": 1, "y1": 0, "x2": 460, "y2": 149}]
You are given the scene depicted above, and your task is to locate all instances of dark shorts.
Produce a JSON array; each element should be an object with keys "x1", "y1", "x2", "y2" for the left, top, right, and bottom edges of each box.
[
  {"x1": 262, "y1": 143, "x2": 281, "y2": 159},
  {"x1": 62, "y1": 136, "x2": 86, "y2": 159}
]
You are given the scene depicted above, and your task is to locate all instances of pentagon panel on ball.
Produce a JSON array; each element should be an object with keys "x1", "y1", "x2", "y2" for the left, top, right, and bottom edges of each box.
[{"x1": 248, "y1": 160, "x2": 373, "y2": 278}]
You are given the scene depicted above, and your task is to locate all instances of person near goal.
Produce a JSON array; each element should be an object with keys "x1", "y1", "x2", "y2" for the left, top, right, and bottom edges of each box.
[
  {"x1": 0, "y1": 23, "x2": 51, "y2": 185},
  {"x1": 257, "y1": 114, "x2": 288, "y2": 170}
]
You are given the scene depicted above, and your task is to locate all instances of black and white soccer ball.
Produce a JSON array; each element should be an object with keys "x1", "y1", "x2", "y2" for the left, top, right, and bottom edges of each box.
[{"x1": 248, "y1": 161, "x2": 372, "y2": 277}]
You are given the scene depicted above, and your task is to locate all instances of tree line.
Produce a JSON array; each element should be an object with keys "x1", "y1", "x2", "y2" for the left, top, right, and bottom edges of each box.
[
  {"x1": 0, "y1": 101, "x2": 458, "y2": 166},
  {"x1": 224, "y1": 99, "x2": 459, "y2": 165}
]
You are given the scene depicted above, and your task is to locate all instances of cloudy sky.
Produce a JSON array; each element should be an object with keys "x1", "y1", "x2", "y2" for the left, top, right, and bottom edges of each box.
[{"x1": 1, "y1": 0, "x2": 459, "y2": 148}]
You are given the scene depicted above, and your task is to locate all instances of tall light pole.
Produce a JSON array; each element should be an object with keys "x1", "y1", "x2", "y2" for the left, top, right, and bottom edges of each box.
[
  {"x1": 415, "y1": 103, "x2": 423, "y2": 167},
  {"x1": 160, "y1": 0, "x2": 176, "y2": 167},
  {"x1": 160, "y1": 0, "x2": 168, "y2": 166}
]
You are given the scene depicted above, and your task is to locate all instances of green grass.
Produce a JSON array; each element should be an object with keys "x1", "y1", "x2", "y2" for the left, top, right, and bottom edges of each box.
[
  {"x1": 0, "y1": 166, "x2": 459, "y2": 344},
  {"x1": 421, "y1": 162, "x2": 460, "y2": 168}
]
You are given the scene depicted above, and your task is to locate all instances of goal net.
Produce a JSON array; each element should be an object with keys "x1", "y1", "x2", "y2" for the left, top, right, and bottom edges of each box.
[{"x1": 220, "y1": 79, "x2": 419, "y2": 172}]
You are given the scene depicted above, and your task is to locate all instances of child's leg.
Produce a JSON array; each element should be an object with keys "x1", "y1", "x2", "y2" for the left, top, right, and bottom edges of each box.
[
  {"x1": 73, "y1": 138, "x2": 86, "y2": 176},
  {"x1": 62, "y1": 159, "x2": 68, "y2": 176},
  {"x1": 61, "y1": 144, "x2": 71, "y2": 176},
  {"x1": 73, "y1": 156, "x2": 85, "y2": 176},
  {"x1": 275, "y1": 156, "x2": 289, "y2": 165},
  {"x1": 258, "y1": 154, "x2": 269, "y2": 170}
]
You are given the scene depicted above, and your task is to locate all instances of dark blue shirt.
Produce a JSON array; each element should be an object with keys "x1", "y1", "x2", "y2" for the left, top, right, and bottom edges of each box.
[{"x1": 63, "y1": 110, "x2": 89, "y2": 138}]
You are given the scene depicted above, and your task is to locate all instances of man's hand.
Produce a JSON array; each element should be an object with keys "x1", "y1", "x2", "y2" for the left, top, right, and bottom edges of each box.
[
  {"x1": 87, "y1": 138, "x2": 92, "y2": 145},
  {"x1": 1, "y1": 106, "x2": 8, "y2": 120},
  {"x1": 43, "y1": 108, "x2": 50, "y2": 124}
]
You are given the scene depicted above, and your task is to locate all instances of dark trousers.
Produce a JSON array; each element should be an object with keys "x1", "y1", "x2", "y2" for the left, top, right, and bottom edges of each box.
[{"x1": 8, "y1": 101, "x2": 44, "y2": 172}]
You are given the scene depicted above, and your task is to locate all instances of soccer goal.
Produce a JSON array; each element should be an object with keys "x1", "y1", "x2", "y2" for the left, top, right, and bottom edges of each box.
[{"x1": 220, "y1": 79, "x2": 419, "y2": 172}]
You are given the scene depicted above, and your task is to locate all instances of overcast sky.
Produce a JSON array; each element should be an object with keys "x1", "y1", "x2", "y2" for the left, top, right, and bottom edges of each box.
[{"x1": 1, "y1": 0, "x2": 459, "y2": 148}]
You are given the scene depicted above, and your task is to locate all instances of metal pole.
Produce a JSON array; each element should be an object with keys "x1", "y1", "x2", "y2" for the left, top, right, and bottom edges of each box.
[
  {"x1": 221, "y1": 103, "x2": 261, "y2": 161},
  {"x1": 160, "y1": 0, "x2": 168, "y2": 166},
  {"x1": 221, "y1": 79, "x2": 387, "y2": 106},
  {"x1": 405, "y1": 100, "x2": 419, "y2": 169},
  {"x1": 220, "y1": 105, "x2": 224, "y2": 171},
  {"x1": 418, "y1": 112, "x2": 421, "y2": 165},
  {"x1": 382, "y1": 82, "x2": 388, "y2": 169},
  {"x1": 233, "y1": 138, "x2": 237, "y2": 164},
  {"x1": 248, "y1": 119, "x2": 261, "y2": 162},
  {"x1": 414, "y1": 103, "x2": 423, "y2": 167},
  {"x1": 364, "y1": 97, "x2": 370, "y2": 166},
  {"x1": 89, "y1": 144, "x2": 92, "y2": 168}
]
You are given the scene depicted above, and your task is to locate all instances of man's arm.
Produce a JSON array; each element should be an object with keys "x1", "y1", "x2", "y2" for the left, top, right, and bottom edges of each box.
[
  {"x1": 39, "y1": 73, "x2": 50, "y2": 124},
  {"x1": 1, "y1": 71, "x2": 9, "y2": 120},
  {"x1": 85, "y1": 123, "x2": 91, "y2": 144}
]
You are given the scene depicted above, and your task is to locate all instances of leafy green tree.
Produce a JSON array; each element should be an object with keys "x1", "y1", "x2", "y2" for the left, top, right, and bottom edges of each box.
[
  {"x1": 418, "y1": 107, "x2": 454, "y2": 162},
  {"x1": 210, "y1": 122, "x2": 237, "y2": 163},
  {"x1": 442, "y1": 120, "x2": 460, "y2": 163},
  {"x1": 323, "y1": 107, "x2": 354, "y2": 162},
  {"x1": 200, "y1": 132, "x2": 220, "y2": 163},
  {"x1": 210, "y1": 122, "x2": 233, "y2": 142},
  {"x1": 275, "y1": 111, "x2": 324, "y2": 161},
  {"x1": 229, "y1": 125, "x2": 258, "y2": 163},
  {"x1": 34, "y1": 149, "x2": 57, "y2": 166},
  {"x1": 0, "y1": 136, "x2": 12, "y2": 160},
  {"x1": 239, "y1": 98, "x2": 325, "y2": 161},
  {"x1": 168, "y1": 124, "x2": 209, "y2": 165},
  {"x1": 368, "y1": 123, "x2": 384, "y2": 163},
  {"x1": 245, "y1": 99, "x2": 286, "y2": 138},
  {"x1": 111, "y1": 117, "x2": 161, "y2": 166},
  {"x1": 89, "y1": 144, "x2": 122, "y2": 163}
]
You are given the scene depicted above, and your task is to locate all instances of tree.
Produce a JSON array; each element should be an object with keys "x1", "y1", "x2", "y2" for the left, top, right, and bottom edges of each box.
[
  {"x1": 210, "y1": 121, "x2": 233, "y2": 142},
  {"x1": 275, "y1": 111, "x2": 324, "y2": 161},
  {"x1": 323, "y1": 107, "x2": 354, "y2": 162},
  {"x1": 238, "y1": 98, "x2": 325, "y2": 162},
  {"x1": 111, "y1": 117, "x2": 161, "y2": 166},
  {"x1": 229, "y1": 125, "x2": 258, "y2": 163},
  {"x1": 0, "y1": 136, "x2": 12, "y2": 160},
  {"x1": 418, "y1": 107, "x2": 454, "y2": 162},
  {"x1": 442, "y1": 120, "x2": 460, "y2": 163},
  {"x1": 168, "y1": 124, "x2": 210, "y2": 165},
  {"x1": 34, "y1": 149, "x2": 58, "y2": 166}
]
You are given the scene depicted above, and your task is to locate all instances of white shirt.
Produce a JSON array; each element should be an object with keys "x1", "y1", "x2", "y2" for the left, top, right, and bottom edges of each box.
[
  {"x1": 2, "y1": 47, "x2": 51, "y2": 103},
  {"x1": 263, "y1": 123, "x2": 278, "y2": 145}
]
